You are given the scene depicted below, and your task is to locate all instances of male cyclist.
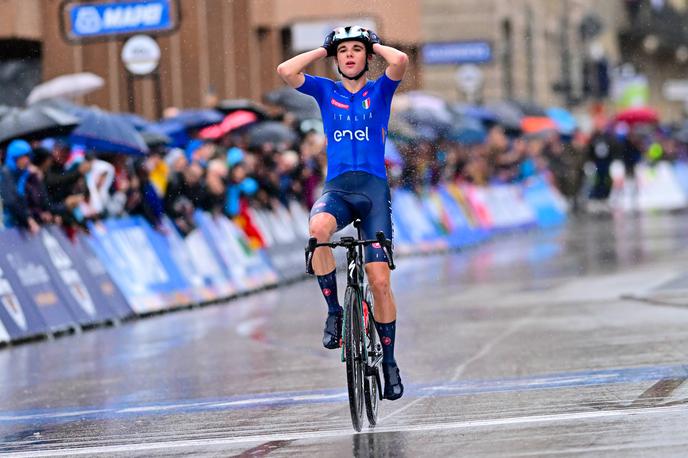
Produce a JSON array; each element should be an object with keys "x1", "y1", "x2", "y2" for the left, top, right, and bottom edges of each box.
[{"x1": 277, "y1": 26, "x2": 408, "y2": 400}]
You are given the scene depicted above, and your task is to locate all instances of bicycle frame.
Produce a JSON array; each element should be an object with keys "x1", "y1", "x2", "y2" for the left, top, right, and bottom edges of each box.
[{"x1": 305, "y1": 221, "x2": 394, "y2": 428}]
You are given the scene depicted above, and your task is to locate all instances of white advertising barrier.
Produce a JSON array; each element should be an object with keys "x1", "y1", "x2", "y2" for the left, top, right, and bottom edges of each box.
[
  {"x1": 288, "y1": 201, "x2": 311, "y2": 239},
  {"x1": 184, "y1": 228, "x2": 237, "y2": 298},
  {"x1": 610, "y1": 161, "x2": 687, "y2": 212},
  {"x1": 214, "y1": 216, "x2": 279, "y2": 288},
  {"x1": 249, "y1": 205, "x2": 306, "y2": 280},
  {"x1": 0, "y1": 320, "x2": 9, "y2": 343},
  {"x1": 461, "y1": 185, "x2": 494, "y2": 228},
  {"x1": 483, "y1": 185, "x2": 537, "y2": 230},
  {"x1": 391, "y1": 190, "x2": 447, "y2": 254}
]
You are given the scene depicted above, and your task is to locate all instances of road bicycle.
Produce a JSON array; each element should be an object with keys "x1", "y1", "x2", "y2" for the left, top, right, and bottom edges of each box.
[{"x1": 305, "y1": 219, "x2": 395, "y2": 431}]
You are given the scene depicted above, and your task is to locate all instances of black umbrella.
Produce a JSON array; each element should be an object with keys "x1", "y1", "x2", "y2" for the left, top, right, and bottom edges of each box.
[
  {"x1": 399, "y1": 107, "x2": 454, "y2": 137},
  {"x1": 510, "y1": 99, "x2": 547, "y2": 117},
  {"x1": 0, "y1": 105, "x2": 80, "y2": 145},
  {"x1": 247, "y1": 121, "x2": 298, "y2": 149},
  {"x1": 216, "y1": 98, "x2": 268, "y2": 119},
  {"x1": 484, "y1": 101, "x2": 523, "y2": 131},
  {"x1": 141, "y1": 130, "x2": 172, "y2": 148},
  {"x1": 264, "y1": 86, "x2": 321, "y2": 120}
]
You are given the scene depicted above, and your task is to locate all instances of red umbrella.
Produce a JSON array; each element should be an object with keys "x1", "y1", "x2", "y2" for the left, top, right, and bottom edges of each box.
[
  {"x1": 198, "y1": 110, "x2": 258, "y2": 140},
  {"x1": 521, "y1": 116, "x2": 557, "y2": 134},
  {"x1": 614, "y1": 107, "x2": 659, "y2": 125}
]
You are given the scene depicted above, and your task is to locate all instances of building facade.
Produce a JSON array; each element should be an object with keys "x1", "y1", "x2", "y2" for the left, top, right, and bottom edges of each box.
[
  {"x1": 0, "y1": 0, "x2": 421, "y2": 118},
  {"x1": 421, "y1": 0, "x2": 621, "y2": 109}
]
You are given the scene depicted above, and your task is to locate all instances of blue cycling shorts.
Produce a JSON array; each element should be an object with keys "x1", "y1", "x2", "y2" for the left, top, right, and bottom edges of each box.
[{"x1": 310, "y1": 171, "x2": 392, "y2": 264}]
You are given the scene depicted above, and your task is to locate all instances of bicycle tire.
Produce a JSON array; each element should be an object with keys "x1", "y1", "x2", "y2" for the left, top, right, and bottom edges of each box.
[
  {"x1": 344, "y1": 286, "x2": 364, "y2": 432},
  {"x1": 363, "y1": 285, "x2": 380, "y2": 426}
]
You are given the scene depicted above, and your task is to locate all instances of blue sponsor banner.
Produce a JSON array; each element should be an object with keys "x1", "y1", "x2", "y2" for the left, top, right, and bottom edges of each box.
[
  {"x1": 0, "y1": 232, "x2": 48, "y2": 340},
  {"x1": 138, "y1": 218, "x2": 198, "y2": 306},
  {"x1": 72, "y1": 231, "x2": 133, "y2": 319},
  {"x1": 86, "y1": 218, "x2": 181, "y2": 312},
  {"x1": 422, "y1": 41, "x2": 492, "y2": 65},
  {"x1": 41, "y1": 226, "x2": 131, "y2": 322},
  {"x1": 0, "y1": 230, "x2": 76, "y2": 333},
  {"x1": 31, "y1": 229, "x2": 108, "y2": 326},
  {"x1": 673, "y1": 162, "x2": 688, "y2": 198},
  {"x1": 67, "y1": 0, "x2": 173, "y2": 39},
  {"x1": 522, "y1": 176, "x2": 567, "y2": 228}
]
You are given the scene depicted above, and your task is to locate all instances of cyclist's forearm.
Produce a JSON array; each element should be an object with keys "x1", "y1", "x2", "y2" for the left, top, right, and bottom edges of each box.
[
  {"x1": 277, "y1": 48, "x2": 328, "y2": 79},
  {"x1": 372, "y1": 43, "x2": 408, "y2": 69}
]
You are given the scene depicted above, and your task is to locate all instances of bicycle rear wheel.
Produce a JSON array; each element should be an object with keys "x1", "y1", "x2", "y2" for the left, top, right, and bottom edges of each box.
[
  {"x1": 363, "y1": 285, "x2": 380, "y2": 426},
  {"x1": 344, "y1": 286, "x2": 364, "y2": 432}
]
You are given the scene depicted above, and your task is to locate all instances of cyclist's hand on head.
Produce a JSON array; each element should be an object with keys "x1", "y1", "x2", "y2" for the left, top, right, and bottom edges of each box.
[
  {"x1": 322, "y1": 30, "x2": 337, "y2": 56},
  {"x1": 366, "y1": 29, "x2": 381, "y2": 52}
]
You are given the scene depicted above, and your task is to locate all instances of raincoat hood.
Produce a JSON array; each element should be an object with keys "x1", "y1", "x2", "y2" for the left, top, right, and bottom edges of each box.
[{"x1": 4, "y1": 139, "x2": 32, "y2": 172}]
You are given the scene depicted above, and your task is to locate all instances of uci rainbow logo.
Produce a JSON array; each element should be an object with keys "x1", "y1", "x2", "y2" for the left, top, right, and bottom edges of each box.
[{"x1": 362, "y1": 98, "x2": 371, "y2": 109}]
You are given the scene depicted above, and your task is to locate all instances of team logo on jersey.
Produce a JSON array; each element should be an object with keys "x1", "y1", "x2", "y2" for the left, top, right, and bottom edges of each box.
[
  {"x1": 331, "y1": 98, "x2": 350, "y2": 109},
  {"x1": 362, "y1": 98, "x2": 371, "y2": 109}
]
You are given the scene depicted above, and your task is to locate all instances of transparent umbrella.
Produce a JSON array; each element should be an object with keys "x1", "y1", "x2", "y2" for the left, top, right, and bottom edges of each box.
[{"x1": 26, "y1": 72, "x2": 104, "y2": 105}]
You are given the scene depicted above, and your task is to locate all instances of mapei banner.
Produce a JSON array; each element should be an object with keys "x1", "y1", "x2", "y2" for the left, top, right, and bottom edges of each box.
[{"x1": 64, "y1": 0, "x2": 178, "y2": 40}]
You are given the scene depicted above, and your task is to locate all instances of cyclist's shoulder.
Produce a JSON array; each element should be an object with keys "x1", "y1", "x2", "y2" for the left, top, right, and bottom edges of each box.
[{"x1": 305, "y1": 74, "x2": 337, "y2": 89}]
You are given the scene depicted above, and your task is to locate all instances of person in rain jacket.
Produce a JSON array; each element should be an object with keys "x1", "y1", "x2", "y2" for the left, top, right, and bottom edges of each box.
[{"x1": 1, "y1": 140, "x2": 40, "y2": 232}]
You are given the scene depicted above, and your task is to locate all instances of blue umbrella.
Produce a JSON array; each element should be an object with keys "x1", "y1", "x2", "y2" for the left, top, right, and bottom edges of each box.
[
  {"x1": 546, "y1": 107, "x2": 577, "y2": 135},
  {"x1": 113, "y1": 112, "x2": 172, "y2": 147},
  {"x1": 113, "y1": 112, "x2": 154, "y2": 131},
  {"x1": 154, "y1": 109, "x2": 223, "y2": 148},
  {"x1": 449, "y1": 115, "x2": 486, "y2": 145},
  {"x1": 68, "y1": 106, "x2": 149, "y2": 155}
]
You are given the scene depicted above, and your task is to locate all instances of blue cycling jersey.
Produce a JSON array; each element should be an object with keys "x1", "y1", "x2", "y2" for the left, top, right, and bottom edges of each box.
[{"x1": 296, "y1": 73, "x2": 400, "y2": 182}]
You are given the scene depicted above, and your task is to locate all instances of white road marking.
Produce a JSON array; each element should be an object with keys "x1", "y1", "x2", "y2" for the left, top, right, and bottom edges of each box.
[
  {"x1": 4, "y1": 404, "x2": 686, "y2": 457},
  {"x1": 380, "y1": 305, "x2": 544, "y2": 422}
]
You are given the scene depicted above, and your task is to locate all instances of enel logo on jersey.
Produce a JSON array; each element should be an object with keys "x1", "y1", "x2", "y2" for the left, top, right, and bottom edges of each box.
[{"x1": 333, "y1": 127, "x2": 370, "y2": 142}]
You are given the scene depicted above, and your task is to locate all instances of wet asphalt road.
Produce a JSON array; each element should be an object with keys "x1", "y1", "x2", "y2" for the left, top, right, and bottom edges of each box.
[{"x1": 2, "y1": 212, "x2": 688, "y2": 456}]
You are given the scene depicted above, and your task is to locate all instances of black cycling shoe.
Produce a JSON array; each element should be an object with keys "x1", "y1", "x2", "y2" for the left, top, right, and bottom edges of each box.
[
  {"x1": 381, "y1": 362, "x2": 404, "y2": 400},
  {"x1": 322, "y1": 312, "x2": 342, "y2": 349}
]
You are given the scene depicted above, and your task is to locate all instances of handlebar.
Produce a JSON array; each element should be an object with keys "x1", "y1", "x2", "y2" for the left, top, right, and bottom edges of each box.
[{"x1": 305, "y1": 231, "x2": 396, "y2": 274}]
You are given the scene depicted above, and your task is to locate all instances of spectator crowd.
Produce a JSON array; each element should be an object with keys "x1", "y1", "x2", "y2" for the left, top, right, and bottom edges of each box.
[{"x1": 0, "y1": 88, "x2": 682, "y2": 239}]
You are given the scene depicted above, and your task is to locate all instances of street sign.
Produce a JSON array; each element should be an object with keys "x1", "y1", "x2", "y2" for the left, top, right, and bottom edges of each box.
[
  {"x1": 64, "y1": 0, "x2": 176, "y2": 40},
  {"x1": 121, "y1": 35, "x2": 161, "y2": 75},
  {"x1": 422, "y1": 41, "x2": 492, "y2": 65},
  {"x1": 455, "y1": 64, "x2": 484, "y2": 98}
]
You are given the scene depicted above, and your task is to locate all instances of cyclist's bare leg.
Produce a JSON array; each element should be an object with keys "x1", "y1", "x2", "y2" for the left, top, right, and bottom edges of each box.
[
  {"x1": 310, "y1": 212, "x2": 343, "y2": 349},
  {"x1": 366, "y1": 261, "x2": 403, "y2": 399},
  {"x1": 365, "y1": 262, "x2": 396, "y2": 322},
  {"x1": 309, "y1": 213, "x2": 337, "y2": 275}
]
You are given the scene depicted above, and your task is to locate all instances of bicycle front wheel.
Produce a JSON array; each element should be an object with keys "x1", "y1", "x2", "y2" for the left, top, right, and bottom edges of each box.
[
  {"x1": 363, "y1": 285, "x2": 380, "y2": 427},
  {"x1": 344, "y1": 286, "x2": 364, "y2": 432}
]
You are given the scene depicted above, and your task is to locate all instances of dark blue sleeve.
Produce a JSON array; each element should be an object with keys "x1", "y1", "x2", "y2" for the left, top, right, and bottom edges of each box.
[
  {"x1": 378, "y1": 72, "x2": 402, "y2": 107},
  {"x1": 296, "y1": 74, "x2": 331, "y2": 106}
]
